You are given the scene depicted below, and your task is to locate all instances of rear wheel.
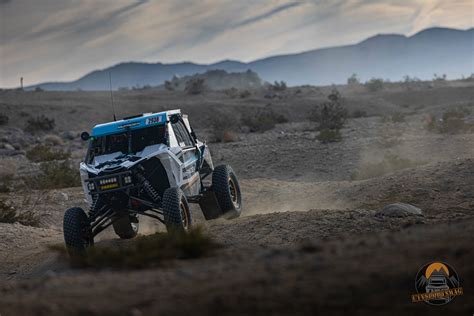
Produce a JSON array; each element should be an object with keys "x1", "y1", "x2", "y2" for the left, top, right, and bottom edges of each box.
[
  {"x1": 212, "y1": 165, "x2": 242, "y2": 219},
  {"x1": 162, "y1": 187, "x2": 192, "y2": 230},
  {"x1": 113, "y1": 215, "x2": 139, "y2": 239},
  {"x1": 63, "y1": 207, "x2": 93, "y2": 256}
]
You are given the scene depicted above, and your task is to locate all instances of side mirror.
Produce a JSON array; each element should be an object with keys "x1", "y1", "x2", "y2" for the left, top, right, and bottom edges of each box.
[
  {"x1": 80, "y1": 131, "x2": 90, "y2": 141},
  {"x1": 170, "y1": 115, "x2": 180, "y2": 124}
]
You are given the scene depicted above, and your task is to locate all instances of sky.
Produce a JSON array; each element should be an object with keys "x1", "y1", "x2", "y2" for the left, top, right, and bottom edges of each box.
[{"x1": 0, "y1": 0, "x2": 473, "y2": 88}]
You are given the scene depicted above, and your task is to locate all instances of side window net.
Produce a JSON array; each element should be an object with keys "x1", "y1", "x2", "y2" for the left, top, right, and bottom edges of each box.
[{"x1": 172, "y1": 120, "x2": 193, "y2": 147}]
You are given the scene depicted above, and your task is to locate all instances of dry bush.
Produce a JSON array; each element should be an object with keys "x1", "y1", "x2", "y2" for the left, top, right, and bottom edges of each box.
[
  {"x1": 26, "y1": 145, "x2": 70, "y2": 162},
  {"x1": 0, "y1": 175, "x2": 13, "y2": 193},
  {"x1": 380, "y1": 113, "x2": 406, "y2": 124},
  {"x1": 240, "y1": 90, "x2": 251, "y2": 98},
  {"x1": 222, "y1": 130, "x2": 238, "y2": 143},
  {"x1": 350, "y1": 109, "x2": 368, "y2": 118},
  {"x1": 365, "y1": 78, "x2": 384, "y2": 92},
  {"x1": 0, "y1": 114, "x2": 9, "y2": 125},
  {"x1": 425, "y1": 108, "x2": 473, "y2": 134},
  {"x1": 270, "y1": 81, "x2": 287, "y2": 91},
  {"x1": 351, "y1": 154, "x2": 426, "y2": 180},
  {"x1": 52, "y1": 227, "x2": 218, "y2": 269},
  {"x1": 43, "y1": 134, "x2": 64, "y2": 146},
  {"x1": 24, "y1": 115, "x2": 55, "y2": 133},
  {"x1": 209, "y1": 111, "x2": 238, "y2": 143},
  {"x1": 26, "y1": 160, "x2": 80, "y2": 189},
  {"x1": 347, "y1": 73, "x2": 360, "y2": 85},
  {"x1": 164, "y1": 80, "x2": 174, "y2": 91},
  {"x1": 317, "y1": 129, "x2": 342, "y2": 143},
  {"x1": 309, "y1": 96, "x2": 347, "y2": 131},
  {"x1": 241, "y1": 107, "x2": 288, "y2": 133},
  {"x1": 224, "y1": 87, "x2": 238, "y2": 98},
  {"x1": 0, "y1": 200, "x2": 41, "y2": 227},
  {"x1": 185, "y1": 78, "x2": 206, "y2": 95}
]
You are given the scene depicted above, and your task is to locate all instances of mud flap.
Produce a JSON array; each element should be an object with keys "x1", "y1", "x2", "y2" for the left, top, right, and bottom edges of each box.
[{"x1": 199, "y1": 191, "x2": 222, "y2": 220}]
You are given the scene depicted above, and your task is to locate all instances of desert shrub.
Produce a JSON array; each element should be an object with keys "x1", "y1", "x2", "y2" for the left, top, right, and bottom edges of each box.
[
  {"x1": 185, "y1": 78, "x2": 206, "y2": 95},
  {"x1": 0, "y1": 174, "x2": 13, "y2": 193},
  {"x1": 317, "y1": 129, "x2": 342, "y2": 143},
  {"x1": 24, "y1": 115, "x2": 55, "y2": 133},
  {"x1": 26, "y1": 160, "x2": 80, "y2": 189},
  {"x1": 164, "y1": 80, "x2": 174, "y2": 91},
  {"x1": 425, "y1": 108, "x2": 473, "y2": 134},
  {"x1": 402, "y1": 75, "x2": 421, "y2": 90},
  {"x1": 0, "y1": 200, "x2": 40, "y2": 227},
  {"x1": 347, "y1": 73, "x2": 360, "y2": 85},
  {"x1": 0, "y1": 114, "x2": 8, "y2": 125},
  {"x1": 52, "y1": 227, "x2": 218, "y2": 269},
  {"x1": 365, "y1": 78, "x2": 384, "y2": 92},
  {"x1": 210, "y1": 111, "x2": 238, "y2": 143},
  {"x1": 380, "y1": 113, "x2": 405, "y2": 124},
  {"x1": 240, "y1": 90, "x2": 251, "y2": 98},
  {"x1": 43, "y1": 134, "x2": 64, "y2": 146},
  {"x1": 224, "y1": 87, "x2": 238, "y2": 98},
  {"x1": 309, "y1": 93, "x2": 347, "y2": 131},
  {"x1": 26, "y1": 145, "x2": 70, "y2": 162},
  {"x1": 241, "y1": 107, "x2": 288, "y2": 133},
  {"x1": 351, "y1": 154, "x2": 426, "y2": 180},
  {"x1": 391, "y1": 112, "x2": 405, "y2": 123},
  {"x1": 271, "y1": 81, "x2": 287, "y2": 91},
  {"x1": 432, "y1": 73, "x2": 447, "y2": 82},
  {"x1": 351, "y1": 109, "x2": 367, "y2": 118}
]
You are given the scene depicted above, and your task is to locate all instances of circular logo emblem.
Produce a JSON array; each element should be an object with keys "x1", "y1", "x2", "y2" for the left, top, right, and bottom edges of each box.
[{"x1": 414, "y1": 261, "x2": 461, "y2": 305}]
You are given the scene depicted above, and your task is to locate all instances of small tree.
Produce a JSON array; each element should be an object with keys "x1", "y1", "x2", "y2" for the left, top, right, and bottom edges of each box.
[
  {"x1": 365, "y1": 78, "x2": 384, "y2": 92},
  {"x1": 271, "y1": 81, "x2": 287, "y2": 91},
  {"x1": 433, "y1": 73, "x2": 447, "y2": 82},
  {"x1": 309, "y1": 91, "x2": 347, "y2": 143},
  {"x1": 164, "y1": 80, "x2": 174, "y2": 91},
  {"x1": 185, "y1": 78, "x2": 205, "y2": 95},
  {"x1": 347, "y1": 73, "x2": 360, "y2": 85}
]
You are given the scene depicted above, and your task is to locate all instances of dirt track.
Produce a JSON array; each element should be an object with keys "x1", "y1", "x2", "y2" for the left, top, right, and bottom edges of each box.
[{"x1": 0, "y1": 84, "x2": 473, "y2": 315}]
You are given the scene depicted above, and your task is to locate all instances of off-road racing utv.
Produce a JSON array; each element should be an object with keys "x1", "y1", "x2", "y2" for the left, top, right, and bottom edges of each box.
[{"x1": 63, "y1": 109, "x2": 241, "y2": 255}]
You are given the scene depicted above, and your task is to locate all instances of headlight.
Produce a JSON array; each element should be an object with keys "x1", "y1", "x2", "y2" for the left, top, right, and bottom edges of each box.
[
  {"x1": 87, "y1": 182, "x2": 95, "y2": 191},
  {"x1": 124, "y1": 175, "x2": 132, "y2": 184},
  {"x1": 99, "y1": 177, "x2": 118, "y2": 185}
]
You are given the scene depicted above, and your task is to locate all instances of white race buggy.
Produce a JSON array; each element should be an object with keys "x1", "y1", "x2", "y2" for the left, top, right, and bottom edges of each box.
[{"x1": 63, "y1": 109, "x2": 241, "y2": 255}]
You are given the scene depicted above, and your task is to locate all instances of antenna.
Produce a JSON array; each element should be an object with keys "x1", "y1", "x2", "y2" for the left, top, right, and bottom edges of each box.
[{"x1": 109, "y1": 72, "x2": 117, "y2": 121}]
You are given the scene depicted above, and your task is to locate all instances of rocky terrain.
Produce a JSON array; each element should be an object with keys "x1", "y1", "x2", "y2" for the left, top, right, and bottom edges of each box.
[{"x1": 0, "y1": 80, "x2": 473, "y2": 315}]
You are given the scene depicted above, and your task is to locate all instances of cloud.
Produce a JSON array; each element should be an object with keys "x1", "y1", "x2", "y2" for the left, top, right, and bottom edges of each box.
[
  {"x1": 234, "y1": 2, "x2": 302, "y2": 28},
  {"x1": 0, "y1": 0, "x2": 472, "y2": 88}
]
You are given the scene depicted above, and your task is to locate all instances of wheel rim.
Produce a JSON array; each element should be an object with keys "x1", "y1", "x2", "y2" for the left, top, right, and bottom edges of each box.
[
  {"x1": 180, "y1": 201, "x2": 189, "y2": 230},
  {"x1": 228, "y1": 177, "x2": 239, "y2": 208}
]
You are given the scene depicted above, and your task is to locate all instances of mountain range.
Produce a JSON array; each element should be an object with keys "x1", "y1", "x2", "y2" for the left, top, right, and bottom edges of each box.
[{"x1": 29, "y1": 27, "x2": 474, "y2": 91}]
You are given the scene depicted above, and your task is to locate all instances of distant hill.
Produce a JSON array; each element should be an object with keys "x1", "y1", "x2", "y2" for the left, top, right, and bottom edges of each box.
[
  {"x1": 29, "y1": 27, "x2": 474, "y2": 90},
  {"x1": 163, "y1": 69, "x2": 262, "y2": 92}
]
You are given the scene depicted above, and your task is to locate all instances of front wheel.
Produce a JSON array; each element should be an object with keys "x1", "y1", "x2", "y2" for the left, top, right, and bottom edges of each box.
[
  {"x1": 212, "y1": 165, "x2": 242, "y2": 219},
  {"x1": 63, "y1": 207, "x2": 93, "y2": 256},
  {"x1": 162, "y1": 187, "x2": 192, "y2": 230}
]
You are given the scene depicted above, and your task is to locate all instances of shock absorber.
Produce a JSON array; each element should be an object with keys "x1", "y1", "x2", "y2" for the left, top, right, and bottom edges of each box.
[{"x1": 136, "y1": 173, "x2": 161, "y2": 202}]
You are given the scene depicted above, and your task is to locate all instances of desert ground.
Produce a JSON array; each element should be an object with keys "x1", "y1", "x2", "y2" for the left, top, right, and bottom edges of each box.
[{"x1": 0, "y1": 80, "x2": 473, "y2": 315}]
